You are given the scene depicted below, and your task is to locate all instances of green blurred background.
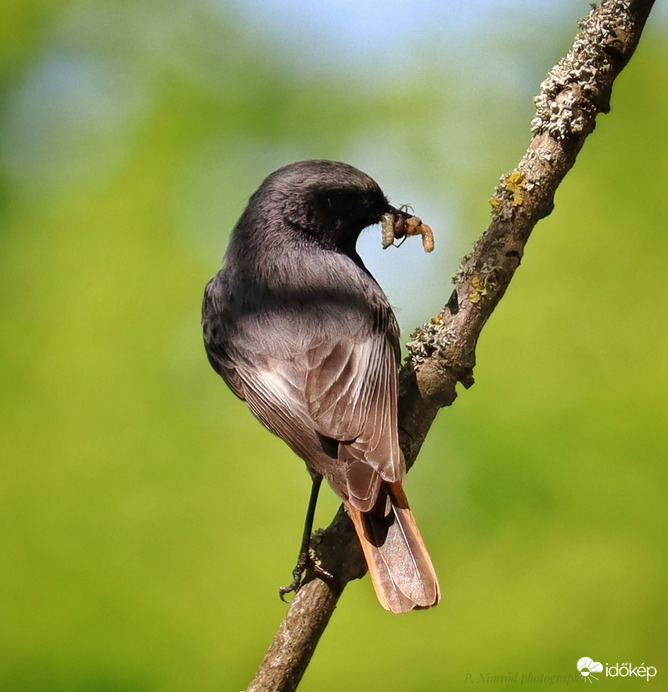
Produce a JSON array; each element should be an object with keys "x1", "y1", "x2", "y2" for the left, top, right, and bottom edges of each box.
[{"x1": 1, "y1": 1, "x2": 667, "y2": 690}]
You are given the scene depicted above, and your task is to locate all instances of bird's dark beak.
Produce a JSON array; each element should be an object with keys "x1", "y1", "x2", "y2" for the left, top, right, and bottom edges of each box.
[{"x1": 385, "y1": 203, "x2": 412, "y2": 219}]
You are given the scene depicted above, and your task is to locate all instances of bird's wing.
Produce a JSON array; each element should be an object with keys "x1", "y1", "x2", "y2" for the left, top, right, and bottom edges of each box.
[
  {"x1": 303, "y1": 330, "x2": 403, "y2": 509},
  {"x1": 228, "y1": 321, "x2": 402, "y2": 511},
  {"x1": 203, "y1": 272, "x2": 403, "y2": 510}
]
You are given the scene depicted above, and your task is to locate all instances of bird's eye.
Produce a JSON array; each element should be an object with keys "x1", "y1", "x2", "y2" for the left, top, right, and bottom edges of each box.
[{"x1": 326, "y1": 190, "x2": 358, "y2": 210}]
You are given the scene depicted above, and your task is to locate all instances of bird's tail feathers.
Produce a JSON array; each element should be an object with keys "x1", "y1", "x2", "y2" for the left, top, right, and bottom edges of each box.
[{"x1": 346, "y1": 481, "x2": 440, "y2": 613}]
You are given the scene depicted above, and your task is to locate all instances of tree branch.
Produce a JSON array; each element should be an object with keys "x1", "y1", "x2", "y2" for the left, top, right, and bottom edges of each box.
[{"x1": 246, "y1": 1, "x2": 656, "y2": 690}]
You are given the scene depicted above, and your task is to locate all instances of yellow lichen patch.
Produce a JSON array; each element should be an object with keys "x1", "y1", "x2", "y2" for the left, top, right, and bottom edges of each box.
[
  {"x1": 469, "y1": 276, "x2": 488, "y2": 304},
  {"x1": 429, "y1": 313, "x2": 443, "y2": 325},
  {"x1": 489, "y1": 196, "x2": 501, "y2": 209},
  {"x1": 505, "y1": 170, "x2": 526, "y2": 206}
]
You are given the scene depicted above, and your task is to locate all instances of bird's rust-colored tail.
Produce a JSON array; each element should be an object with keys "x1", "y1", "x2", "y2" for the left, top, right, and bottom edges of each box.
[{"x1": 346, "y1": 481, "x2": 440, "y2": 613}]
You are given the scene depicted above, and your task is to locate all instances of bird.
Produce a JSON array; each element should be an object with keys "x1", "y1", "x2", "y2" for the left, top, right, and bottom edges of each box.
[{"x1": 202, "y1": 159, "x2": 440, "y2": 613}]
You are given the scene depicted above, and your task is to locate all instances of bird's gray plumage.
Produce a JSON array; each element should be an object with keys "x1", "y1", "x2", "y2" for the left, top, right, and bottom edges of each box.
[
  {"x1": 203, "y1": 160, "x2": 440, "y2": 611},
  {"x1": 202, "y1": 160, "x2": 403, "y2": 510}
]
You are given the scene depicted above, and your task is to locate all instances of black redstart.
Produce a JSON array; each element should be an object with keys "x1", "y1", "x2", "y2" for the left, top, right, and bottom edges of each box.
[{"x1": 202, "y1": 160, "x2": 439, "y2": 612}]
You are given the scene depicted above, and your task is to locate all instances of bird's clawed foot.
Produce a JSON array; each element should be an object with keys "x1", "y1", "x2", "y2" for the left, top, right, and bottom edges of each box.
[{"x1": 278, "y1": 549, "x2": 334, "y2": 602}]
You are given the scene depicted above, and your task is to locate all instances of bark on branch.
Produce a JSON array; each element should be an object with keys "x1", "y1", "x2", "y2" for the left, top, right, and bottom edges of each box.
[{"x1": 246, "y1": 1, "x2": 656, "y2": 690}]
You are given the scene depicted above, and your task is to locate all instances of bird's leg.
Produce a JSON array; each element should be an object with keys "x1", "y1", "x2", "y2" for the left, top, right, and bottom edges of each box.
[{"x1": 279, "y1": 474, "x2": 333, "y2": 601}]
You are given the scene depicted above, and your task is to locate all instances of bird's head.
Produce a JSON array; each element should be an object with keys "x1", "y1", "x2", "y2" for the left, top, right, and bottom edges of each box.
[{"x1": 252, "y1": 160, "x2": 401, "y2": 254}]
